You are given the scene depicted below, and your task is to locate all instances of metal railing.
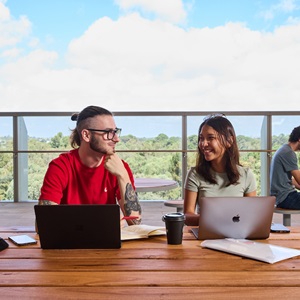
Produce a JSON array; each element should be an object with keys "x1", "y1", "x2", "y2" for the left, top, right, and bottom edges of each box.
[{"x1": 1, "y1": 110, "x2": 300, "y2": 202}]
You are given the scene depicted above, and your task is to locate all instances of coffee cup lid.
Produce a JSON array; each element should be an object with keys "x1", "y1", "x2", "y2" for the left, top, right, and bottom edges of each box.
[{"x1": 162, "y1": 212, "x2": 185, "y2": 221}]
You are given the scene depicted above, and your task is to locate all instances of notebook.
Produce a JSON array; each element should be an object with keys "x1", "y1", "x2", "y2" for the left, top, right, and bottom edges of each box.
[
  {"x1": 191, "y1": 196, "x2": 276, "y2": 240},
  {"x1": 34, "y1": 204, "x2": 121, "y2": 249}
]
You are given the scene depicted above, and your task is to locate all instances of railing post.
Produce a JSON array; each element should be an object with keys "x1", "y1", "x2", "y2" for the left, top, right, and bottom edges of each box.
[{"x1": 182, "y1": 115, "x2": 187, "y2": 198}]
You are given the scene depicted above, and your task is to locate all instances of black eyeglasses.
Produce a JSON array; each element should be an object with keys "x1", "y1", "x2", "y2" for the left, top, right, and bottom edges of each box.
[{"x1": 87, "y1": 128, "x2": 122, "y2": 140}]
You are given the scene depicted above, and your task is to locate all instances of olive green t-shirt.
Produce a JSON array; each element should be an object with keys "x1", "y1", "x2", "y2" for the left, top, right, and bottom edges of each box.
[{"x1": 184, "y1": 166, "x2": 257, "y2": 213}]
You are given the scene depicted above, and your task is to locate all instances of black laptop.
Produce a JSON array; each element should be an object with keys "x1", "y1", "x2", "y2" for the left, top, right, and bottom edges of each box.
[{"x1": 34, "y1": 204, "x2": 121, "y2": 249}]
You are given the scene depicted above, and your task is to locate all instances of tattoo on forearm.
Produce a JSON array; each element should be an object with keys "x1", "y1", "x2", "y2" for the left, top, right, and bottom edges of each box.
[
  {"x1": 38, "y1": 200, "x2": 58, "y2": 205},
  {"x1": 124, "y1": 183, "x2": 142, "y2": 224}
]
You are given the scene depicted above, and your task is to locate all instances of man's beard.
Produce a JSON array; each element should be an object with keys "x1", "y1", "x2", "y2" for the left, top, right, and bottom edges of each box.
[{"x1": 89, "y1": 134, "x2": 108, "y2": 154}]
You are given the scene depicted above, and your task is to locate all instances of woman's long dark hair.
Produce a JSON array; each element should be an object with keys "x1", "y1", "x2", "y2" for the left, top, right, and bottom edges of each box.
[{"x1": 196, "y1": 114, "x2": 241, "y2": 185}]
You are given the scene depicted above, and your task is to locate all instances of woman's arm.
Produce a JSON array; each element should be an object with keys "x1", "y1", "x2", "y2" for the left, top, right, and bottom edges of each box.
[
  {"x1": 244, "y1": 190, "x2": 257, "y2": 197},
  {"x1": 244, "y1": 167, "x2": 257, "y2": 197},
  {"x1": 184, "y1": 189, "x2": 200, "y2": 226}
]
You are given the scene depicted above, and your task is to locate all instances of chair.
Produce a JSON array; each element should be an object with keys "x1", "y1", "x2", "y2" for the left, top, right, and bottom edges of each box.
[{"x1": 274, "y1": 207, "x2": 300, "y2": 226}]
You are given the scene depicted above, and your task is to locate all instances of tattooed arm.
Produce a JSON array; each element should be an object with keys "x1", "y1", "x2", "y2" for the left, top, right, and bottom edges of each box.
[
  {"x1": 104, "y1": 153, "x2": 142, "y2": 225},
  {"x1": 38, "y1": 200, "x2": 58, "y2": 205},
  {"x1": 124, "y1": 183, "x2": 142, "y2": 225}
]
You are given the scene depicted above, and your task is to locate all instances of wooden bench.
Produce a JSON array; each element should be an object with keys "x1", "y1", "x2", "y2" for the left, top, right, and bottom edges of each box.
[
  {"x1": 164, "y1": 200, "x2": 184, "y2": 213},
  {"x1": 274, "y1": 208, "x2": 300, "y2": 226}
]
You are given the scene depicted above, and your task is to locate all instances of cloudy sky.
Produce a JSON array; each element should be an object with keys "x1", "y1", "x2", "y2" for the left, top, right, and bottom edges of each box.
[{"x1": 1, "y1": 0, "x2": 300, "y2": 112}]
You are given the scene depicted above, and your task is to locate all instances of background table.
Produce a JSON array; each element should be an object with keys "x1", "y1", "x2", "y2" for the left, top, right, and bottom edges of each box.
[
  {"x1": 135, "y1": 177, "x2": 178, "y2": 192},
  {"x1": 1, "y1": 226, "x2": 300, "y2": 299}
]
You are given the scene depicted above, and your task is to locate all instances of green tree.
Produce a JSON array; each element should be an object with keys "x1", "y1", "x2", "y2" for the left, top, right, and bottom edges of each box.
[{"x1": 50, "y1": 132, "x2": 69, "y2": 149}]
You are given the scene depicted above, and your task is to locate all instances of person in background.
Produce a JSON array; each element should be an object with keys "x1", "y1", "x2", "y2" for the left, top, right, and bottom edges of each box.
[
  {"x1": 38, "y1": 105, "x2": 141, "y2": 226},
  {"x1": 270, "y1": 126, "x2": 300, "y2": 209},
  {"x1": 184, "y1": 114, "x2": 257, "y2": 226}
]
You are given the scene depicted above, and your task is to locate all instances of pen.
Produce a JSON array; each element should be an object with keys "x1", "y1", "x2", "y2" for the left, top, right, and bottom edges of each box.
[{"x1": 122, "y1": 216, "x2": 139, "y2": 220}]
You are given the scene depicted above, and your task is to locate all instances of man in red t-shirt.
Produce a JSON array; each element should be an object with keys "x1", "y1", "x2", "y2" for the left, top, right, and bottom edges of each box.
[{"x1": 39, "y1": 105, "x2": 141, "y2": 225}]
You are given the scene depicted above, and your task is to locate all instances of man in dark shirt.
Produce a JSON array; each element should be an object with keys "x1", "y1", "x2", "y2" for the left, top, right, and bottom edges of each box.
[{"x1": 270, "y1": 126, "x2": 300, "y2": 208}]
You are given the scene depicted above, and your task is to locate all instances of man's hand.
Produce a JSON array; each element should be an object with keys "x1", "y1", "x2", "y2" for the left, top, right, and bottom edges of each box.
[{"x1": 104, "y1": 153, "x2": 127, "y2": 178}]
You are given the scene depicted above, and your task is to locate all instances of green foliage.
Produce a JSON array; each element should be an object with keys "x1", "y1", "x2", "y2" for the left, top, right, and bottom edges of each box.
[
  {"x1": 50, "y1": 132, "x2": 69, "y2": 149},
  {"x1": 272, "y1": 134, "x2": 288, "y2": 150},
  {"x1": 0, "y1": 132, "x2": 285, "y2": 201},
  {"x1": 187, "y1": 134, "x2": 198, "y2": 150},
  {"x1": 237, "y1": 135, "x2": 261, "y2": 150}
]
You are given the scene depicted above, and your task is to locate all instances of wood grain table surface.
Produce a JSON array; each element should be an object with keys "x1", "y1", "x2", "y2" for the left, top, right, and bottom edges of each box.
[{"x1": 1, "y1": 225, "x2": 300, "y2": 299}]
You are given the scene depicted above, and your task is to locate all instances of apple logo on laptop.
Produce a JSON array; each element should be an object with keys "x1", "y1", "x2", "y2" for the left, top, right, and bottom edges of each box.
[{"x1": 232, "y1": 214, "x2": 240, "y2": 223}]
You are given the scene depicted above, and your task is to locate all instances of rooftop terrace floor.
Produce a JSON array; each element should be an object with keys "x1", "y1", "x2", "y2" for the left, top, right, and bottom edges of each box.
[{"x1": 1, "y1": 201, "x2": 300, "y2": 228}]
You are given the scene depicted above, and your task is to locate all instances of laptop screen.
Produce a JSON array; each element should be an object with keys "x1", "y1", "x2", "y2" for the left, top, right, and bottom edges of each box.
[
  {"x1": 192, "y1": 196, "x2": 275, "y2": 240},
  {"x1": 35, "y1": 204, "x2": 121, "y2": 249}
]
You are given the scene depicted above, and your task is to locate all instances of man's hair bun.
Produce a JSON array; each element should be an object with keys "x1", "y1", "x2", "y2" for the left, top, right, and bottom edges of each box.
[{"x1": 71, "y1": 113, "x2": 78, "y2": 121}]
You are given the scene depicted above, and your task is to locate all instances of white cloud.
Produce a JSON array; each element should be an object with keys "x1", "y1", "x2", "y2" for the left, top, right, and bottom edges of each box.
[
  {"x1": 0, "y1": 47, "x2": 22, "y2": 59},
  {"x1": 286, "y1": 15, "x2": 300, "y2": 24},
  {"x1": 0, "y1": 2, "x2": 31, "y2": 48},
  {"x1": 277, "y1": 0, "x2": 298, "y2": 12},
  {"x1": 115, "y1": 0, "x2": 187, "y2": 24},
  {"x1": 259, "y1": 0, "x2": 299, "y2": 21},
  {"x1": 0, "y1": 1, "x2": 300, "y2": 112},
  {"x1": 0, "y1": 0, "x2": 9, "y2": 21}
]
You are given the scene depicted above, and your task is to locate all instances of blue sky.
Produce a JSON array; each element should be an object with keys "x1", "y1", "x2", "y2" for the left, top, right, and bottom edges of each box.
[
  {"x1": 5, "y1": 0, "x2": 297, "y2": 53},
  {"x1": 1, "y1": 0, "x2": 300, "y2": 113}
]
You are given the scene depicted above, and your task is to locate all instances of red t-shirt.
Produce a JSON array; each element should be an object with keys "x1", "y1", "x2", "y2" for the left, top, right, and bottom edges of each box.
[{"x1": 39, "y1": 149, "x2": 135, "y2": 205}]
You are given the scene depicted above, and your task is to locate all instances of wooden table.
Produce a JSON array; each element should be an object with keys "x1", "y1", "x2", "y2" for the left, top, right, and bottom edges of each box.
[
  {"x1": 135, "y1": 177, "x2": 178, "y2": 192},
  {"x1": 1, "y1": 226, "x2": 300, "y2": 299}
]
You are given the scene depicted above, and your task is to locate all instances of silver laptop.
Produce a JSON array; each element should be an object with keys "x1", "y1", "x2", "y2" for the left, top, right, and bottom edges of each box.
[
  {"x1": 191, "y1": 196, "x2": 276, "y2": 240},
  {"x1": 34, "y1": 204, "x2": 121, "y2": 249}
]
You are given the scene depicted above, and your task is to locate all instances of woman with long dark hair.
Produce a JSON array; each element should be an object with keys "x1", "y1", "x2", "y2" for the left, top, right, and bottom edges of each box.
[{"x1": 184, "y1": 114, "x2": 257, "y2": 226}]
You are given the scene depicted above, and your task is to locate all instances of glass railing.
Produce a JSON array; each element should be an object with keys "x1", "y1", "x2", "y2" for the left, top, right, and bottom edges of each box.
[{"x1": 0, "y1": 111, "x2": 299, "y2": 202}]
